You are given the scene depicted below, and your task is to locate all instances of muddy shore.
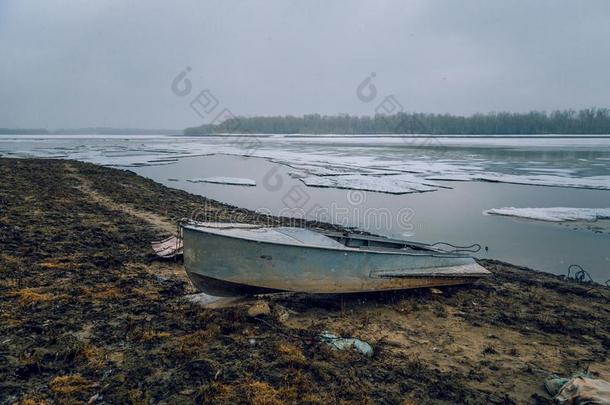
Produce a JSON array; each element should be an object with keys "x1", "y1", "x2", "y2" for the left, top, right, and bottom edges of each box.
[{"x1": 1, "y1": 158, "x2": 609, "y2": 404}]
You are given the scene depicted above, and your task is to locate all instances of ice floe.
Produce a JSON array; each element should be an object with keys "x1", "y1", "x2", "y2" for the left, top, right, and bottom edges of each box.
[
  {"x1": 187, "y1": 177, "x2": 256, "y2": 186},
  {"x1": 484, "y1": 207, "x2": 610, "y2": 222},
  {"x1": 299, "y1": 174, "x2": 448, "y2": 194},
  {"x1": 2, "y1": 134, "x2": 610, "y2": 192},
  {"x1": 427, "y1": 173, "x2": 610, "y2": 190}
]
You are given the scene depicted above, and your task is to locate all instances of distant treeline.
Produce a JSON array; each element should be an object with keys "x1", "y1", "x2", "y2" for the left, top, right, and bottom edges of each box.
[
  {"x1": 184, "y1": 108, "x2": 610, "y2": 135},
  {"x1": 0, "y1": 128, "x2": 49, "y2": 135}
]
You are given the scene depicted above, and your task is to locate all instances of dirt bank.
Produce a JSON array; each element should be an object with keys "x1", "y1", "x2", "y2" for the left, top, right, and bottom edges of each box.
[{"x1": 1, "y1": 158, "x2": 608, "y2": 404}]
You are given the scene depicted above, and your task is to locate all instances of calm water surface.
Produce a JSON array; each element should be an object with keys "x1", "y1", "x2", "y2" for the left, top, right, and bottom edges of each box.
[{"x1": 133, "y1": 154, "x2": 610, "y2": 282}]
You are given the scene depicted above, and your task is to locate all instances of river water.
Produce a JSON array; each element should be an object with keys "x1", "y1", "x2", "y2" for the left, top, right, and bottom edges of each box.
[{"x1": 2, "y1": 134, "x2": 609, "y2": 282}]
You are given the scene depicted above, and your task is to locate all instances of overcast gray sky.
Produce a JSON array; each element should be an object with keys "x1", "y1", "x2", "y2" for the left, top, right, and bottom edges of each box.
[{"x1": 1, "y1": 0, "x2": 609, "y2": 129}]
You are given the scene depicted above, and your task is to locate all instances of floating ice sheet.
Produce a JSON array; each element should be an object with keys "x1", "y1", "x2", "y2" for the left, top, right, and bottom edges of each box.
[
  {"x1": 484, "y1": 207, "x2": 610, "y2": 222},
  {"x1": 299, "y1": 174, "x2": 446, "y2": 194},
  {"x1": 2, "y1": 134, "x2": 610, "y2": 192},
  {"x1": 427, "y1": 173, "x2": 610, "y2": 190}
]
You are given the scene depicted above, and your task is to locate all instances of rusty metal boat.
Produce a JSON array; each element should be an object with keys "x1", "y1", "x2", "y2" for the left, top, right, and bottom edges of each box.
[{"x1": 180, "y1": 222, "x2": 490, "y2": 296}]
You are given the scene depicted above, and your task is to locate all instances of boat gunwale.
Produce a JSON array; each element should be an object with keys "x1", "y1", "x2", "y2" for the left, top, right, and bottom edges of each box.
[{"x1": 181, "y1": 224, "x2": 474, "y2": 259}]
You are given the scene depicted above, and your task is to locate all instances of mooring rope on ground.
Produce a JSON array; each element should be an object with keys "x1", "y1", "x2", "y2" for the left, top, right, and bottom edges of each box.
[
  {"x1": 566, "y1": 264, "x2": 610, "y2": 303},
  {"x1": 567, "y1": 264, "x2": 594, "y2": 283}
]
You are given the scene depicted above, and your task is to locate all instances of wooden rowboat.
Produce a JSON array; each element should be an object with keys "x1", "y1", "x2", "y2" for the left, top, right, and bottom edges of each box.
[{"x1": 181, "y1": 222, "x2": 490, "y2": 296}]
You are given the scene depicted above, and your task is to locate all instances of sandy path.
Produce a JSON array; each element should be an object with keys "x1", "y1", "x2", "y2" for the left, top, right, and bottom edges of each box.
[{"x1": 64, "y1": 162, "x2": 177, "y2": 234}]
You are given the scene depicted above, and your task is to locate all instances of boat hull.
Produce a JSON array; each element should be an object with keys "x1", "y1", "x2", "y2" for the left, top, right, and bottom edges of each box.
[{"x1": 182, "y1": 226, "x2": 490, "y2": 296}]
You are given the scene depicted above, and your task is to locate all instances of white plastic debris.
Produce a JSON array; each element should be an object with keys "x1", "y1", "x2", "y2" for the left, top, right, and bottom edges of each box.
[
  {"x1": 545, "y1": 373, "x2": 610, "y2": 404},
  {"x1": 184, "y1": 292, "x2": 245, "y2": 308},
  {"x1": 319, "y1": 331, "x2": 373, "y2": 357}
]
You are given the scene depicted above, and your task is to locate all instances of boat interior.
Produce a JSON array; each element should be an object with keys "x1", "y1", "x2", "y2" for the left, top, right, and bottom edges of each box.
[
  {"x1": 321, "y1": 230, "x2": 479, "y2": 255},
  {"x1": 181, "y1": 221, "x2": 480, "y2": 256}
]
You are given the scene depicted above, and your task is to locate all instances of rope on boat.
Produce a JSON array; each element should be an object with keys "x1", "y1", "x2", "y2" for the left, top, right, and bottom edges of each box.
[{"x1": 428, "y1": 242, "x2": 482, "y2": 254}]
